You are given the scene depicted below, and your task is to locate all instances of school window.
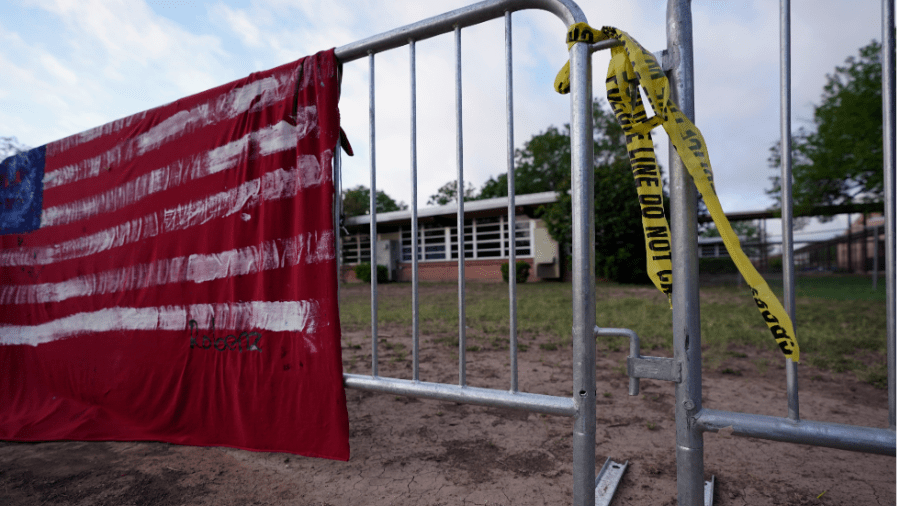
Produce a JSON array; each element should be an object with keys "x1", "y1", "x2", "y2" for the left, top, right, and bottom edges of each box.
[
  {"x1": 341, "y1": 234, "x2": 371, "y2": 264},
  {"x1": 396, "y1": 216, "x2": 532, "y2": 262},
  {"x1": 700, "y1": 244, "x2": 717, "y2": 258}
]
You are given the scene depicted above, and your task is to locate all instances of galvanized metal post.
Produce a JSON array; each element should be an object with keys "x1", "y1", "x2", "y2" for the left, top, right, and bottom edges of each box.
[
  {"x1": 882, "y1": 0, "x2": 896, "y2": 429},
  {"x1": 455, "y1": 24, "x2": 467, "y2": 388},
  {"x1": 369, "y1": 51, "x2": 379, "y2": 378},
  {"x1": 779, "y1": 0, "x2": 801, "y2": 422},
  {"x1": 505, "y1": 10, "x2": 520, "y2": 393},
  {"x1": 410, "y1": 39, "x2": 421, "y2": 382},
  {"x1": 568, "y1": 39, "x2": 595, "y2": 506},
  {"x1": 666, "y1": 1, "x2": 705, "y2": 504}
]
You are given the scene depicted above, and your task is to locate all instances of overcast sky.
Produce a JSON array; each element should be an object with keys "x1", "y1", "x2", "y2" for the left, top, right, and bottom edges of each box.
[{"x1": 0, "y1": 0, "x2": 886, "y2": 242}]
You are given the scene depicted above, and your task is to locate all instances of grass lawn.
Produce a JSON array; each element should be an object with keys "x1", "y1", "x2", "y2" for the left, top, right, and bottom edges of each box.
[
  {"x1": 767, "y1": 273, "x2": 887, "y2": 302},
  {"x1": 339, "y1": 274, "x2": 889, "y2": 387}
]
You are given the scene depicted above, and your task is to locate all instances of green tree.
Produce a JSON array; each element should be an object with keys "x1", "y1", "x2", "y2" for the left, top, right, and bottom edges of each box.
[
  {"x1": 700, "y1": 221, "x2": 775, "y2": 259},
  {"x1": 768, "y1": 41, "x2": 883, "y2": 218},
  {"x1": 479, "y1": 124, "x2": 572, "y2": 199},
  {"x1": 341, "y1": 185, "x2": 406, "y2": 217},
  {"x1": 495, "y1": 99, "x2": 663, "y2": 284},
  {"x1": 701, "y1": 221, "x2": 759, "y2": 241},
  {"x1": 427, "y1": 180, "x2": 477, "y2": 206}
]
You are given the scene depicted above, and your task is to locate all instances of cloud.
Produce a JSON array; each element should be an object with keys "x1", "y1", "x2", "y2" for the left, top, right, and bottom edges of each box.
[
  {"x1": 1, "y1": 0, "x2": 885, "y2": 220},
  {"x1": 3, "y1": 0, "x2": 230, "y2": 145},
  {"x1": 211, "y1": 3, "x2": 264, "y2": 48}
]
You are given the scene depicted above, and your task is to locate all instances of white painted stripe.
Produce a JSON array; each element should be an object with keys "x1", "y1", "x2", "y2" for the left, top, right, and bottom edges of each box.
[
  {"x1": 41, "y1": 115, "x2": 316, "y2": 228},
  {"x1": 0, "y1": 301, "x2": 320, "y2": 348},
  {"x1": 46, "y1": 111, "x2": 150, "y2": 157},
  {"x1": 0, "y1": 231, "x2": 334, "y2": 305},
  {"x1": 43, "y1": 69, "x2": 301, "y2": 189},
  {"x1": 1, "y1": 149, "x2": 332, "y2": 267}
]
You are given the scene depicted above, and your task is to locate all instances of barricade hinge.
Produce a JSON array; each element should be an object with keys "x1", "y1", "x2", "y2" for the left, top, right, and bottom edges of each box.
[
  {"x1": 653, "y1": 49, "x2": 677, "y2": 72},
  {"x1": 627, "y1": 355, "x2": 681, "y2": 383}
]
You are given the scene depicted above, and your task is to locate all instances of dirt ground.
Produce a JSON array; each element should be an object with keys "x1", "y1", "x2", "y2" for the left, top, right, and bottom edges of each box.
[{"x1": 0, "y1": 285, "x2": 895, "y2": 505}]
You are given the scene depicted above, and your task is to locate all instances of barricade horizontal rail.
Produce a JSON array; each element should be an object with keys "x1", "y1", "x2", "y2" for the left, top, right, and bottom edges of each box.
[
  {"x1": 334, "y1": 0, "x2": 583, "y2": 62},
  {"x1": 694, "y1": 409, "x2": 895, "y2": 456},
  {"x1": 343, "y1": 374, "x2": 577, "y2": 417}
]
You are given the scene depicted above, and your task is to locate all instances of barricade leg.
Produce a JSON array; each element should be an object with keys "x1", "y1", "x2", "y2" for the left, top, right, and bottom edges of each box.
[
  {"x1": 569, "y1": 39, "x2": 597, "y2": 506},
  {"x1": 666, "y1": 0, "x2": 706, "y2": 504}
]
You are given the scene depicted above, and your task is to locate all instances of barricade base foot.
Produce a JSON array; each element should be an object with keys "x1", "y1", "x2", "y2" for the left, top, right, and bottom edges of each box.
[{"x1": 594, "y1": 457, "x2": 627, "y2": 506}]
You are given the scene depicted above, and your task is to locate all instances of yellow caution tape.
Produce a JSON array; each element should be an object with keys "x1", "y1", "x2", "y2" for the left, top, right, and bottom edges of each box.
[{"x1": 556, "y1": 23, "x2": 799, "y2": 362}]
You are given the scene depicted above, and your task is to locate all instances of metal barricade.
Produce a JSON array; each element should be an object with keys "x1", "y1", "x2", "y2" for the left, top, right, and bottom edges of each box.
[
  {"x1": 331, "y1": 1, "x2": 896, "y2": 505},
  {"x1": 332, "y1": 1, "x2": 599, "y2": 504},
  {"x1": 605, "y1": 1, "x2": 896, "y2": 504}
]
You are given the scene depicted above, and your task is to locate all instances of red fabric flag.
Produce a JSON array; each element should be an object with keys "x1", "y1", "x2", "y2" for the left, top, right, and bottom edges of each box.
[{"x1": 0, "y1": 49, "x2": 349, "y2": 460}]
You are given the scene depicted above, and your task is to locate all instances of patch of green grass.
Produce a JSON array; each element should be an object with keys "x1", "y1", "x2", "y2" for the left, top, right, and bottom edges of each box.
[
  {"x1": 752, "y1": 357, "x2": 770, "y2": 375},
  {"x1": 339, "y1": 277, "x2": 887, "y2": 385},
  {"x1": 381, "y1": 340, "x2": 407, "y2": 362},
  {"x1": 767, "y1": 274, "x2": 887, "y2": 302},
  {"x1": 436, "y1": 335, "x2": 459, "y2": 348},
  {"x1": 690, "y1": 277, "x2": 887, "y2": 386},
  {"x1": 858, "y1": 365, "x2": 888, "y2": 389}
]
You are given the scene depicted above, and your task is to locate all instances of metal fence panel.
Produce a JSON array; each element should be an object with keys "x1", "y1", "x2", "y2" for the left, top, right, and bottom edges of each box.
[
  {"x1": 332, "y1": 1, "x2": 896, "y2": 505},
  {"x1": 333, "y1": 1, "x2": 597, "y2": 504},
  {"x1": 657, "y1": 0, "x2": 896, "y2": 503}
]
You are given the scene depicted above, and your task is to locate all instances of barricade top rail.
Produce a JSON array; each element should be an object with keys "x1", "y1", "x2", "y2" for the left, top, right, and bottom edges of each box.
[{"x1": 334, "y1": 0, "x2": 586, "y2": 62}]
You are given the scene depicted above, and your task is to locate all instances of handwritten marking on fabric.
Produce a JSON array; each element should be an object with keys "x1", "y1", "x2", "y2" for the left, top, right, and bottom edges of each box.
[{"x1": 189, "y1": 318, "x2": 263, "y2": 352}]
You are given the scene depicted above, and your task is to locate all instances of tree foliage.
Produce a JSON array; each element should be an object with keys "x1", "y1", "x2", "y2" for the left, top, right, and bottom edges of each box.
[
  {"x1": 341, "y1": 185, "x2": 406, "y2": 217},
  {"x1": 768, "y1": 41, "x2": 883, "y2": 219},
  {"x1": 427, "y1": 180, "x2": 477, "y2": 206},
  {"x1": 434, "y1": 119, "x2": 575, "y2": 203},
  {"x1": 504, "y1": 99, "x2": 661, "y2": 284},
  {"x1": 423, "y1": 100, "x2": 664, "y2": 284},
  {"x1": 479, "y1": 123, "x2": 572, "y2": 199},
  {"x1": 701, "y1": 221, "x2": 759, "y2": 241},
  {"x1": 700, "y1": 220, "x2": 774, "y2": 257}
]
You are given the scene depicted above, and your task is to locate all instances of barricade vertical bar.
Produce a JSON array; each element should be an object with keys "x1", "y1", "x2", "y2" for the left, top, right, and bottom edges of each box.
[
  {"x1": 568, "y1": 40, "x2": 596, "y2": 506},
  {"x1": 666, "y1": 1, "x2": 705, "y2": 504},
  {"x1": 780, "y1": 0, "x2": 800, "y2": 422},
  {"x1": 410, "y1": 39, "x2": 420, "y2": 382},
  {"x1": 455, "y1": 24, "x2": 467, "y2": 388},
  {"x1": 882, "y1": 0, "x2": 896, "y2": 429},
  {"x1": 369, "y1": 51, "x2": 379, "y2": 378},
  {"x1": 505, "y1": 10, "x2": 519, "y2": 393}
]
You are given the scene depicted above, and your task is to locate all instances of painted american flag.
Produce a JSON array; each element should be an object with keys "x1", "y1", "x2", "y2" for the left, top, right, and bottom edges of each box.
[{"x1": 0, "y1": 49, "x2": 349, "y2": 460}]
